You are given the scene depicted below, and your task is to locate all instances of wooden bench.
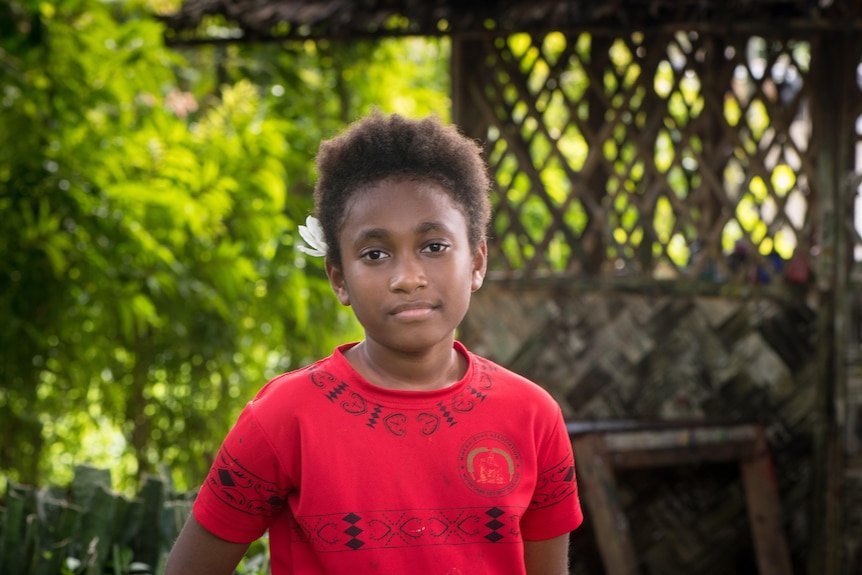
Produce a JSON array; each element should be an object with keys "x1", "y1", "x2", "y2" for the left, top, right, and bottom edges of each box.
[{"x1": 568, "y1": 421, "x2": 793, "y2": 575}]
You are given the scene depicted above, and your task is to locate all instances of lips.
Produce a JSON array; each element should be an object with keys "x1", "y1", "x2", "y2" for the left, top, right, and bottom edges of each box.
[{"x1": 390, "y1": 301, "x2": 437, "y2": 317}]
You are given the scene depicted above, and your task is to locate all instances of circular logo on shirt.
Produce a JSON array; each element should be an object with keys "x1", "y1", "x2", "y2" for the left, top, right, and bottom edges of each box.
[{"x1": 458, "y1": 431, "x2": 521, "y2": 497}]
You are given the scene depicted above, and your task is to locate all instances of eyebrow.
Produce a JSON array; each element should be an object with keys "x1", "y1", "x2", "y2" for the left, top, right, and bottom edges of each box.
[{"x1": 355, "y1": 221, "x2": 453, "y2": 241}]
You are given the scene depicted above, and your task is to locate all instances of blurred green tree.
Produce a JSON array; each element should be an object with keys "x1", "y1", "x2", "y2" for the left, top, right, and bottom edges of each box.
[{"x1": 0, "y1": 0, "x2": 450, "y2": 491}]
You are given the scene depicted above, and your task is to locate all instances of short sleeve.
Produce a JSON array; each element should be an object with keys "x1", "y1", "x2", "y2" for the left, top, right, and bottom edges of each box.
[
  {"x1": 192, "y1": 403, "x2": 292, "y2": 543},
  {"x1": 520, "y1": 406, "x2": 583, "y2": 540}
]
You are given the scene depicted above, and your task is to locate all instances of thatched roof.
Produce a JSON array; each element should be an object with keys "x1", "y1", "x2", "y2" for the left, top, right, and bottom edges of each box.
[{"x1": 162, "y1": 0, "x2": 860, "y2": 41}]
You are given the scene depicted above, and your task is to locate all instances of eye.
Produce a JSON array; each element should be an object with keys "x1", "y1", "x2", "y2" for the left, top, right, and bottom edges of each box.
[
  {"x1": 422, "y1": 242, "x2": 449, "y2": 254},
  {"x1": 361, "y1": 249, "x2": 388, "y2": 261}
]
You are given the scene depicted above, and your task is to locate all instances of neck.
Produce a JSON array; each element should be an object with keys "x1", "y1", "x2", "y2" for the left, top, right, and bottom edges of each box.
[{"x1": 345, "y1": 339, "x2": 466, "y2": 391}]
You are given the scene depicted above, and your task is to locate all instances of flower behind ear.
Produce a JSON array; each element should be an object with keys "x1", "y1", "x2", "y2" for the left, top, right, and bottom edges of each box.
[{"x1": 297, "y1": 216, "x2": 327, "y2": 257}]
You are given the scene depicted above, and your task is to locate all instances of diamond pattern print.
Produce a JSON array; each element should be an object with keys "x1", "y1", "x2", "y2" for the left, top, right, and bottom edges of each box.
[
  {"x1": 343, "y1": 513, "x2": 365, "y2": 550},
  {"x1": 484, "y1": 507, "x2": 506, "y2": 543}
]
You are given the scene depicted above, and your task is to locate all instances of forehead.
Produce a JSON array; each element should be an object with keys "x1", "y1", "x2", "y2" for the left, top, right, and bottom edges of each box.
[
  {"x1": 349, "y1": 175, "x2": 455, "y2": 202},
  {"x1": 342, "y1": 177, "x2": 467, "y2": 229}
]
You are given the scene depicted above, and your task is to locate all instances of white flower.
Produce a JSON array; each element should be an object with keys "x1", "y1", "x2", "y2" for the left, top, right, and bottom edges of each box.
[{"x1": 297, "y1": 216, "x2": 327, "y2": 257}]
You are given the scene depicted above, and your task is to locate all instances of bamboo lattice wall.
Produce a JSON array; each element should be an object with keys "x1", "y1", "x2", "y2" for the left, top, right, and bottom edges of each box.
[
  {"x1": 458, "y1": 31, "x2": 820, "y2": 283},
  {"x1": 462, "y1": 286, "x2": 817, "y2": 573},
  {"x1": 454, "y1": 25, "x2": 862, "y2": 575}
]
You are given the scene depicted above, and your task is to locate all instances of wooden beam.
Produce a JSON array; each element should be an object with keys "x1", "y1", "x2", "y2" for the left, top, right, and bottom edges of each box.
[{"x1": 601, "y1": 425, "x2": 760, "y2": 468}]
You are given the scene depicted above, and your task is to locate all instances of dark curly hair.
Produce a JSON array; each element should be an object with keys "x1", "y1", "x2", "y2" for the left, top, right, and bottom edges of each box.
[{"x1": 313, "y1": 112, "x2": 491, "y2": 269}]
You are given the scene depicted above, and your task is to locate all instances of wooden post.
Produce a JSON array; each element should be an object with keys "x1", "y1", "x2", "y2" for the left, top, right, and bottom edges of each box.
[
  {"x1": 450, "y1": 34, "x2": 488, "y2": 142},
  {"x1": 739, "y1": 427, "x2": 794, "y2": 575},
  {"x1": 809, "y1": 28, "x2": 854, "y2": 575},
  {"x1": 572, "y1": 434, "x2": 640, "y2": 575}
]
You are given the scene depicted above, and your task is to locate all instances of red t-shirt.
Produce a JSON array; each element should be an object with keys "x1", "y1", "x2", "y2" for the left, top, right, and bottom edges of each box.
[{"x1": 193, "y1": 342, "x2": 583, "y2": 574}]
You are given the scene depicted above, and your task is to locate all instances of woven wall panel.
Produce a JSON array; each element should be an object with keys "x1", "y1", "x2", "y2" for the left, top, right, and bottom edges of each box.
[
  {"x1": 461, "y1": 285, "x2": 816, "y2": 573},
  {"x1": 465, "y1": 30, "x2": 835, "y2": 284},
  {"x1": 455, "y1": 27, "x2": 862, "y2": 571}
]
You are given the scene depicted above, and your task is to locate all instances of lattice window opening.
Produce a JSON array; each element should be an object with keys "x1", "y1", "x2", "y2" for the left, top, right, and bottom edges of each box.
[
  {"x1": 477, "y1": 29, "x2": 817, "y2": 285},
  {"x1": 854, "y1": 53, "x2": 862, "y2": 275}
]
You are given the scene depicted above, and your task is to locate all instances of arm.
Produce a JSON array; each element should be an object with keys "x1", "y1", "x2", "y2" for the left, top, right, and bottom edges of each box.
[
  {"x1": 524, "y1": 533, "x2": 571, "y2": 575},
  {"x1": 164, "y1": 514, "x2": 251, "y2": 575}
]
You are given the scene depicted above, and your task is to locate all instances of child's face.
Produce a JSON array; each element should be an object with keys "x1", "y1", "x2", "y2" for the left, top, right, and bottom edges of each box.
[{"x1": 326, "y1": 177, "x2": 487, "y2": 355}]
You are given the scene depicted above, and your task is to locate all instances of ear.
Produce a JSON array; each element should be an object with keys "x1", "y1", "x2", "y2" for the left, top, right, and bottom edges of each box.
[
  {"x1": 325, "y1": 259, "x2": 352, "y2": 306},
  {"x1": 471, "y1": 240, "x2": 488, "y2": 292}
]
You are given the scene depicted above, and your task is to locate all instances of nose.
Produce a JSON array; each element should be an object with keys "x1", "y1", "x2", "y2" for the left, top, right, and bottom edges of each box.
[{"x1": 389, "y1": 254, "x2": 427, "y2": 293}]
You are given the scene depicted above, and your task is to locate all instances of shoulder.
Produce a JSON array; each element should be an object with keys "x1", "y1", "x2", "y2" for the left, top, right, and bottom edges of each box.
[
  {"x1": 467, "y1": 348, "x2": 561, "y2": 414},
  {"x1": 250, "y1": 351, "x2": 343, "y2": 411}
]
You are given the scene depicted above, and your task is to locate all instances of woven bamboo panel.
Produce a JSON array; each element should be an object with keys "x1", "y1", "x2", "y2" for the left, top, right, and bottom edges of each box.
[
  {"x1": 461, "y1": 285, "x2": 816, "y2": 573},
  {"x1": 464, "y1": 30, "x2": 825, "y2": 284},
  {"x1": 453, "y1": 27, "x2": 862, "y2": 573}
]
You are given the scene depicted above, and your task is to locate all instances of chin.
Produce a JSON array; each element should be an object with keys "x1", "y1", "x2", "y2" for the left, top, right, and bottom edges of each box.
[{"x1": 382, "y1": 332, "x2": 454, "y2": 354}]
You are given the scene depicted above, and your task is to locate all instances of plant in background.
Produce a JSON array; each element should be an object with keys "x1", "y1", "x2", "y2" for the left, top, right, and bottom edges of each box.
[{"x1": 0, "y1": 0, "x2": 451, "y2": 495}]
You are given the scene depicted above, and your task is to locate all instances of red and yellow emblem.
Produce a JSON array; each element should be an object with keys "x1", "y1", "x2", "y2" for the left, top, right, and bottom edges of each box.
[{"x1": 459, "y1": 432, "x2": 521, "y2": 497}]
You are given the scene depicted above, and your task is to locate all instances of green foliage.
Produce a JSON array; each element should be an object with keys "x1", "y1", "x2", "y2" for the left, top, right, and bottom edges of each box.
[
  {"x1": 0, "y1": 0, "x2": 449, "y2": 492},
  {"x1": 0, "y1": 465, "x2": 268, "y2": 575}
]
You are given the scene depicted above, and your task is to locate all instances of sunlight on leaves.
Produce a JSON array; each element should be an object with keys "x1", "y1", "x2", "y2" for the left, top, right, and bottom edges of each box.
[
  {"x1": 771, "y1": 164, "x2": 796, "y2": 197},
  {"x1": 774, "y1": 228, "x2": 798, "y2": 258},
  {"x1": 542, "y1": 32, "x2": 566, "y2": 65},
  {"x1": 654, "y1": 60, "x2": 674, "y2": 98},
  {"x1": 654, "y1": 196, "x2": 675, "y2": 243},
  {"x1": 746, "y1": 99, "x2": 770, "y2": 140}
]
